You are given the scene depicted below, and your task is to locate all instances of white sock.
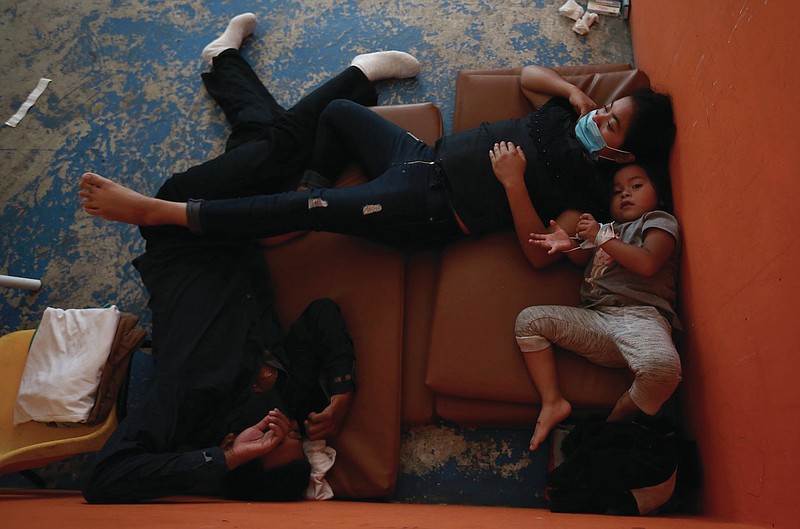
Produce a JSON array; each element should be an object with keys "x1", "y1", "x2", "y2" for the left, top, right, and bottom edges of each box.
[
  {"x1": 201, "y1": 13, "x2": 258, "y2": 65},
  {"x1": 350, "y1": 51, "x2": 420, "y2": 82}
]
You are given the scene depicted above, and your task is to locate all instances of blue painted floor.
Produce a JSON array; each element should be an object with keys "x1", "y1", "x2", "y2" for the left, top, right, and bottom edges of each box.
[{"x1": 0, "y1": 0, "x2": 632, "y2": 506}]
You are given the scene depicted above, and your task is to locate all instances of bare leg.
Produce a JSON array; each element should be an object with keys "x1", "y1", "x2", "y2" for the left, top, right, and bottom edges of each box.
[
  {"x1": 522, "y1": 346, "x2": 573, "y2": 451},
  {"x1": 78, "y1": 172, "x2": 188, "y2": 227},
  {"x1": 304, "y1": 392, "x2": 353, "y2": 441},
  {"x1": 607, "y1": 390, "x2": 641, "y2": 422}
]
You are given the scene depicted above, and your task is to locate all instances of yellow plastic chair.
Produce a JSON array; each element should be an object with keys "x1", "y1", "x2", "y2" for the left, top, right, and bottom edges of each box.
[{"x1": 0, "y1": 329, "x2": 118, "y2": 475}]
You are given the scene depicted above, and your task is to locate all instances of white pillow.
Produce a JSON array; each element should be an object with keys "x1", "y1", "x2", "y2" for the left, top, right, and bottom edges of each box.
[{"x1": 13, "y1": 306, "x2": 120, "y2": 425}]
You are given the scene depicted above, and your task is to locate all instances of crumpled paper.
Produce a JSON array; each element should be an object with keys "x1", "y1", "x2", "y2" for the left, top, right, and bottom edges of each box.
[{"x1": 573, "y1": 11, "x2": 599, "y2": 35}]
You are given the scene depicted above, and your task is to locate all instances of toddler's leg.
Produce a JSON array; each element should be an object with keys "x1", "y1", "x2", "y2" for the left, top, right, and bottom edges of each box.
[
  {"x1": 613, "y1": 308, "x2": 682, "y2": 417},
  {"x1": 520, "y1": 344, "x2": 572, "y2": 451}
]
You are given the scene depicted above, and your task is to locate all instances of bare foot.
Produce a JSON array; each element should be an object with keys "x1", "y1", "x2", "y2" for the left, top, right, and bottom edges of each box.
[
  {"x1": 530, "y1": 399, "x2": 572, "y2": 451},
  {"x1": 79, "y1": 172, "x2": 188, "y2": 227},
  {"x1": 78, "y1": 172, "x2": 155, "y2": 225},
  {"x1": 304, "y1": 392, "x2": 353, "y2": 440}
]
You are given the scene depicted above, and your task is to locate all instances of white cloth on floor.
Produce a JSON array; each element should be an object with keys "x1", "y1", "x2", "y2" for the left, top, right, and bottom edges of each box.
[
  {"x1": 303, "y1": 439, "x2": 337, "y2": 500},
  {"x1": 13, "y1": 306, "x2": 121, "y2": 425},
  {"x1": 573, "y1": 11, "x2": 599, "y2": 35},
  {"x1": 558, "y1": 0, "x2": 585, "y2": 21}
]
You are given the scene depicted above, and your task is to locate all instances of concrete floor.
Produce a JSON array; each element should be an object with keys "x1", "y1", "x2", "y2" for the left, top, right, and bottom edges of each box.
[{"x1": 0, "y1": 0, "x2": 633, "y2": 506}]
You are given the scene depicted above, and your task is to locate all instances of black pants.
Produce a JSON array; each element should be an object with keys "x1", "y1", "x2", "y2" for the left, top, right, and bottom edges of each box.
[{"x1": 141, "y1": 49, "x2": 378, "y2": 244}]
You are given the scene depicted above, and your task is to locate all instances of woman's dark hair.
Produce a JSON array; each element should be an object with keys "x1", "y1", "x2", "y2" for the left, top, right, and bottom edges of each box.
[
  {"x1": 621, "y1": 88, "x2": 676, "y2": 164},
  {"x1": 223, "y1": 457, "x2": 312, "y2": 501},
  {"x1": 643, "y1": 161, "x2": 674, "y2": 214}
]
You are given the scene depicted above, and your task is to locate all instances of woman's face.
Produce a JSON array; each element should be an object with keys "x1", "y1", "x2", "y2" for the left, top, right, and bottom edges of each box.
[{"x1": 593, "y1": 96, "x2": 636, "y2": 150}]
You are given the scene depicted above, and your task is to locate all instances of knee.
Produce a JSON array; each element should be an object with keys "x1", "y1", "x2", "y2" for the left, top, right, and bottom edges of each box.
[
  {"x1": 515, "y1": 308, "x2": 552, "y2": 352},
  {"x1": 631, "y1": 354, "x2": 683, "y2": 406},
  {"x1": 305, "y1": 297, "x2": 338, "y2": 316},
  {"x1": 515, "y1": 306, "x2": 547, "y2": 337},
  {"x1": 320, "y1": 99, "x2": 356, "y2": 123},
  {"x1": 638, "y1": 352, "x2": 682, "y2": 383},
  {"x1": 302, "y1": 298, "x2": 345, "y2": 327}
]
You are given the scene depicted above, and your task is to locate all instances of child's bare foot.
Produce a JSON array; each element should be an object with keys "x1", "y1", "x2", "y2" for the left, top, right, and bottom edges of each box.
[
  {"x1": 530, "y1": 398, "x2": 572, "y2": 451},
  {"x1": 304, "y1": 392, "x2": 353, "y2": 441}
]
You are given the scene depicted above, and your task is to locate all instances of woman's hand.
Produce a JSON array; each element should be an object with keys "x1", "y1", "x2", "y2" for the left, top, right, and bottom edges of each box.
[
  {"x1": 489, "y1": 141, "x2": 527, "y2": 189},
  {"x1": 568, "y1": 88, "x2": 597, "y2": 117},
  {"x1": 529, "y1": 220, "x2": 574, "y2": 254}
]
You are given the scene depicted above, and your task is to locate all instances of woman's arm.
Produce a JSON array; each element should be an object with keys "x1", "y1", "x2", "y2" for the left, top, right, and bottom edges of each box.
[
  {"x1": 489, "y1": 141, "x2": 574, "y2": 269},
  {"x1": 520, "y1": 65, "x2": 596, "y2": 116}
]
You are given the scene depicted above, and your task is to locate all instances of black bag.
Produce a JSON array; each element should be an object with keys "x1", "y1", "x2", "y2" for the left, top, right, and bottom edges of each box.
[{"x1": 546, "y1": 421, "x2": 678, "y2": 516}]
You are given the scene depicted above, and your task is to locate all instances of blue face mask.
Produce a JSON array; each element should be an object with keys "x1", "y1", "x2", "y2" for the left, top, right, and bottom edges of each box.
[
  {"x1": 575, "y1": 109, "x2": 632, "y2": 161},
  {"x1": 575, "y1": 110, "x2": 606, "y2": 154}
]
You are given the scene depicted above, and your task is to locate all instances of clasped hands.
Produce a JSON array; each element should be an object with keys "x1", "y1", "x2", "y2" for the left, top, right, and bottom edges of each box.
[{"x1": 530, "y1": 213, "x2": 600, "y2": 254}]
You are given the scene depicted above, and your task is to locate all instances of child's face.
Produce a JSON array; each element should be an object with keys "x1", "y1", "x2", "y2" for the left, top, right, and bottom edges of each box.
[{"x1": 610, "y1": 165, "x2": 659, "y2": 222}]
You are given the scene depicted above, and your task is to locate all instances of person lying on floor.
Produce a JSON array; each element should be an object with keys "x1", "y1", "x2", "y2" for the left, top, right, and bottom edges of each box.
[
  {"x1": 80, "y1": 13, "x2": 420, "y2": 503},
  {"x1": 515, "y1": 162, "x2": 682, "y2": 451},
  {"x1": 78, "y1": 63, "x2": 674, "y2": 271}
]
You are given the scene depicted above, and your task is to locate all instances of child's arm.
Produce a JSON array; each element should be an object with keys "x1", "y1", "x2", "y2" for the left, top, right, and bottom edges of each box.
[
  {"x1": 599, "y1": 229, "x2": 675, "y2": 277},
  {"x1": 578, "y1": 213, "x2": 676, "y2": 277}
]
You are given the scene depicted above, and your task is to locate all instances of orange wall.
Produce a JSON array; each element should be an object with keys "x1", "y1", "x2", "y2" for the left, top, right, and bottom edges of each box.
[{"x1": 630, "y1": 1, "x2": 800, "y2": 526}]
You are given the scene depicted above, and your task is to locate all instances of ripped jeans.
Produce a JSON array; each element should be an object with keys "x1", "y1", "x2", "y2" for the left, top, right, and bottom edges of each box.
[{"x1": 191, "y1": 99, "x2": 463, "y2": 246}]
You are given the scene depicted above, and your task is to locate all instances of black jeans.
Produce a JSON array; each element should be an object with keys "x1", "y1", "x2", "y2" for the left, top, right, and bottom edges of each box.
[
  {"x1": 142, "y1": 50, "x2": 378, "y2": 245},
  {"x1": 195, "y1": 99, "x2": 463, "y2": 246}
]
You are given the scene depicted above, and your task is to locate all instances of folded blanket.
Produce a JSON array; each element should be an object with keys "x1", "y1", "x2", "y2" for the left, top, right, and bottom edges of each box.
[{"x1": 13, "y1": 306, "x2": 121, "y2": 425}]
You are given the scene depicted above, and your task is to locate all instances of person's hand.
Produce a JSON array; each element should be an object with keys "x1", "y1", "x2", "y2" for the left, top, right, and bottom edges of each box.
[
  {"x1": 488, "y1": 141, "x2": 527, "y2": 188},
  {"x1": 222, "y1": 408, "x2": 293, "y2": 470},
  {"x1": 305, "y1": 392, "x2": 353, "y2": 441},
  {"x1": 529, "y1": 220, "x2": 573, "y2": 254},
  {"x1": 568, "y1": 88, "x2": 597, "y2": 117},
  {"x1": 576, "y1": 213, "x2": 600, "y2": 242}
]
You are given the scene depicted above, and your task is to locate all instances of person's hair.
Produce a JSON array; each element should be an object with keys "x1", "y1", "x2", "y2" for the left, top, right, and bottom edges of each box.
[
  {"x1": 621, "y1": 89, "x2": 676, "y2": 164},
  {"x1": 611, "y1": 161, "x2": 674, "y2": 214},
  {"x1": 223, "y1": 457, "x2": 312, "y2": 502}
]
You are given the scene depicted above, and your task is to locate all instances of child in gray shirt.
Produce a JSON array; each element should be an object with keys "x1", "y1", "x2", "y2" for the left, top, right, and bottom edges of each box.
[{"x1": 515, "y1": 163, "x2": 681, "y2": 451}]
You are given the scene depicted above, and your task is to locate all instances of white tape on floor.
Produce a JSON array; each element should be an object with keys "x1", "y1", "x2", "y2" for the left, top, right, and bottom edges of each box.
[{"x1": 5, "y1": 77, "x2": 51, "y2": 127}]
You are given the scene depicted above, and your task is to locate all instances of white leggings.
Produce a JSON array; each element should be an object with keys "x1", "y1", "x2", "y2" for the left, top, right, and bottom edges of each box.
[{"x1": 515, "y1": 305, "x2": 681, "y2": 415}]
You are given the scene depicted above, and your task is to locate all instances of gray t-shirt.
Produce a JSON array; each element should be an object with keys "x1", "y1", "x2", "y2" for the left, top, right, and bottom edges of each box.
[{"x1": 580, "y1": 210, "x2": 682, "y2": 331}]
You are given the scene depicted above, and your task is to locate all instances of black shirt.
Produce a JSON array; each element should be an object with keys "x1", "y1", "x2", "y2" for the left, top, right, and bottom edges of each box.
[{"x1": 437, "y1": 97, "x2": 605, "y2": 235}]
